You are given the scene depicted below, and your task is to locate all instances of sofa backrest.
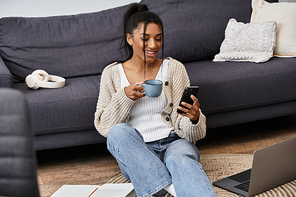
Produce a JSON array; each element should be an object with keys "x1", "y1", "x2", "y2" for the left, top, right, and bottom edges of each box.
[
  {"x1": 141, "y1": 0, "x2": 276, "y2": 63},
  {"x1": 0, "y1": 5, "x2": 128, "y2": 82},
  {"x1": 0, "y1": 0, "x2": 278, "y2": 82}
]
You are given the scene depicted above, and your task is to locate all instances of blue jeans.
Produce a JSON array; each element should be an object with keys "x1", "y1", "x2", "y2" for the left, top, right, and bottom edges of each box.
[{"x1": 107, "y1": 123, "x2": 216, "y2": 197}]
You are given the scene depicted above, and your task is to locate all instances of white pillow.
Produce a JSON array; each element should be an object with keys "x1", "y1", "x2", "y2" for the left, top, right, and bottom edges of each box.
[
  {"x1": 213, "y1": 18, "x2": 276, "y2": 63},
  {"x1": 251, "y1": 0, "x2": 296, "y2": 57}
]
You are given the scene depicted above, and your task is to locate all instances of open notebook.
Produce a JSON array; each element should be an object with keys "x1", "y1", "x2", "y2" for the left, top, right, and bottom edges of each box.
[{"x1": 51, "y1": 183, "x2": 136, "y2": 197}]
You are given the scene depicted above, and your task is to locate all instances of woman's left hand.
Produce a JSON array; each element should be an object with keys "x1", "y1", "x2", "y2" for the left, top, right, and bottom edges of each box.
[{"x1": 177, "y1": 95, "x2": 200, "y2": 122}]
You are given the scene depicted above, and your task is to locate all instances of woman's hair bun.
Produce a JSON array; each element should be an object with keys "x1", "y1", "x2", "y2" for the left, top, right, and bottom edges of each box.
[
  {"x1": 128, "y1": 3, "x2": 148, "y2": 15},
  {"x1": 137, "y1": 4, "x2": 148, "y2": 12}
]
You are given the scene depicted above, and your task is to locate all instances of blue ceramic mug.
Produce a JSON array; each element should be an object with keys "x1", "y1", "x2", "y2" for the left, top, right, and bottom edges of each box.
[{"x1": 140, "y1": 80, "x2": 163, "y2": 97}]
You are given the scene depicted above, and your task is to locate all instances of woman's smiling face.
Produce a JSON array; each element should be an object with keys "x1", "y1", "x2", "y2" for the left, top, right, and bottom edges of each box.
[{"x1": 127, "y1": 22, "x2": 163, "y2": 64}]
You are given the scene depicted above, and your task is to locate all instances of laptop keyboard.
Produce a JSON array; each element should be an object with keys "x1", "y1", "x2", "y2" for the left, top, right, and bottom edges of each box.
[{"x1": 234, "y1": 180, "x2": 250, "y2": 192}]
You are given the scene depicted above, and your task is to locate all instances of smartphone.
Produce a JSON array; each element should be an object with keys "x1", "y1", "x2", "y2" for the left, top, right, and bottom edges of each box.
[{"x1": 177, "y1": 86, "x2": 199, "y2": 113}]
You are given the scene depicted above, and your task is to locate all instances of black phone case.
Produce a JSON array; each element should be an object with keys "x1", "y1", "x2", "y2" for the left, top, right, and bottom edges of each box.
[{"x1": 177, "y1": 86, "x2": 199, "y2": 113}]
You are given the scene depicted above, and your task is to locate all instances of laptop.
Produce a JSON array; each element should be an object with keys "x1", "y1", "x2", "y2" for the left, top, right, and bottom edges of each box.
[{"x1": 213, "y1": 136, "x2": 296, "y2": 197}]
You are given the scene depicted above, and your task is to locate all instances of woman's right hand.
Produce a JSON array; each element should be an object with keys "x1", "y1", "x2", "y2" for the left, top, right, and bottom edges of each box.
[{"x1": 124, "y1": 82, "x2": 146, "y2": 101}]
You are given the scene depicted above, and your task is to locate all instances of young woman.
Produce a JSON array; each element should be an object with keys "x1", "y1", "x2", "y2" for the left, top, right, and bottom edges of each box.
[{"x1": 94, "y1": 3, "x2": 216, "y2": 197}]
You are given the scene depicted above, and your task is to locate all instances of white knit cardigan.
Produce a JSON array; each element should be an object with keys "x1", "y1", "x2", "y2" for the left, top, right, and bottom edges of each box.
[{"x1": 94, "y1": 57, "x2": 206, "y2": 144}]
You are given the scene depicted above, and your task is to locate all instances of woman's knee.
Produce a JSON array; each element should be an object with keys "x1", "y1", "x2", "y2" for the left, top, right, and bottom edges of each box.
[
  {"x1": 108, "y1": 123, "x2": 130, "y2": 138},
  {"x1": 108, "y1": 123, "x2": 143, "y2": 143},
  {"x1": 164, "y1": 139, "x2": 200, "y2": 163},
  {"x1": 110, "y1": 123, "x2": 130, "y2": 132}
]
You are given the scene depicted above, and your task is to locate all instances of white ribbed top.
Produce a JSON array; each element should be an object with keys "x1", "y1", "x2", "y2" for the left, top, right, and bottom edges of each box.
[{"x1": 118, "y1": 59, "x2": 174, "y2": 142}]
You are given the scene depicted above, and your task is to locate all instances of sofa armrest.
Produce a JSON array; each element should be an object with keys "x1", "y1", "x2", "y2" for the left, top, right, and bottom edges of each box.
[{"x1": 0, "y1": 56, "x2": 13, "y2": 88}]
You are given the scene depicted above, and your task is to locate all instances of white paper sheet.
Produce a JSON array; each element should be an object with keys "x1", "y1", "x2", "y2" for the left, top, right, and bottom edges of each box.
[
  {"x1": 92, "y1": 183, "x2": 135, "y2": 197},
  {"x1": 51, "y1": 185, "x2": 99, "y2": 197}
]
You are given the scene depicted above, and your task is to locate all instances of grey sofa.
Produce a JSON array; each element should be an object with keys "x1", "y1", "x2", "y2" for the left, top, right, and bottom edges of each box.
[{"x1": 1, "y1": 0, "x2": 295, "y2": 151}]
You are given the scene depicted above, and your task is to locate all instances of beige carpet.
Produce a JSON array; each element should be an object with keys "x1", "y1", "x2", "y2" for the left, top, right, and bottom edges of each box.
[{"x1": 107, "y1": 154, "x2": 296, "y2": 197}]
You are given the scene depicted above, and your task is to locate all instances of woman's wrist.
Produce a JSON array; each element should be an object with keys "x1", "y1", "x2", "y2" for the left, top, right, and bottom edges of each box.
[{"x1": 190, "y1": 117, "x2": 199, "y2": 124}]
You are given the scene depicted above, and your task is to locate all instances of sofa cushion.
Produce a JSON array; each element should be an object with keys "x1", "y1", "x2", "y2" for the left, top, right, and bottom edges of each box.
[
  {"x1": 13, "y1": 75, "x2": 101, "y2": 135},
  {"x1": 251, "y1": 0, "x2": 296, "y2": 57},
  {"x1": 0, "y1": 5, "x2": 128, "y2": 82},
  {"x1": 213, "y1": 19, "x2": 276, "y2": 63},
  {"x1": 185, "y1": 57, "x2": 296, "y2": 115}
]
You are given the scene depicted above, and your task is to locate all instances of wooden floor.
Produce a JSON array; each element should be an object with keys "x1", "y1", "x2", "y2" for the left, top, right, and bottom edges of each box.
[
  {"x1": 197, "y1": 114, "x2": 296, "y2": 154},
  {"x1": 36, "y1": 115, "x2": 296, "y2": 196}
]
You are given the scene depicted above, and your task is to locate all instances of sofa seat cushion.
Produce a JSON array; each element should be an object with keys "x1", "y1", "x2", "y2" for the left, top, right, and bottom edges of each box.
[
  {"x1": 185, "y1": 57, "x2": 296, "y2": 115},
  {"x1": 13, "y1": 75, "x2": 101, "y2": 135}
]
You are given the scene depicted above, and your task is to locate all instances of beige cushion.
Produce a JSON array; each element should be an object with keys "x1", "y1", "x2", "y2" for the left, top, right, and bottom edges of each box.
[
  {"x1": 213, "y1": 18, "x2": 276, "y2": 63},
  {"x1": 251, "y1": 0, "x2": 296, "y2": 57}
]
